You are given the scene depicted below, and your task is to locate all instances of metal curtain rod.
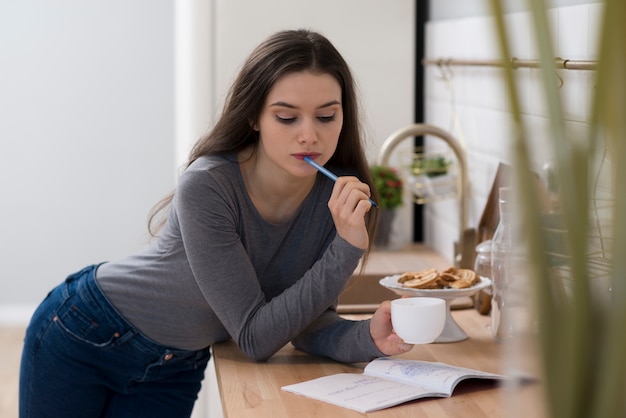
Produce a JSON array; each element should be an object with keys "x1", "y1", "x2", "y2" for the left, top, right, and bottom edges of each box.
[{"x1": 422, "y1": 57, "x2": 597, "y2": 71}]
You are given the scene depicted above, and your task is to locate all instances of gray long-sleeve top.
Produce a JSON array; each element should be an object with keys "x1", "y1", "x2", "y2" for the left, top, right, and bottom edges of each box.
[{"x1": 96, "y1": 154, "x2": 384, "y2": 362}]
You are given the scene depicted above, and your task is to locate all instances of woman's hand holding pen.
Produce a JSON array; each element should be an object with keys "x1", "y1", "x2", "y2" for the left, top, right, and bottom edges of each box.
[{"x1": 327, "y1": 176, "x2": 374, "y2": 250}]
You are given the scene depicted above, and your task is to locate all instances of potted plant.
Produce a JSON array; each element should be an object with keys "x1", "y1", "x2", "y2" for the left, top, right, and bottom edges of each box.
[
  {"x1": 370, "y1": 165, "x2": 403, "y2": 247},
  {"x1": 490, "y1": 1, "x2": 623, "y2": 417},
  {"x1": 371, "y1": 165, "x2": 403, "y2": 209}
]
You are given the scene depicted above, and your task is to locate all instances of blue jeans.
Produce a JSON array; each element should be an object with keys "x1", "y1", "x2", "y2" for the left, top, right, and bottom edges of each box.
[{"x1": 19, "y1": 265, "x2": 211, "y2": 418}]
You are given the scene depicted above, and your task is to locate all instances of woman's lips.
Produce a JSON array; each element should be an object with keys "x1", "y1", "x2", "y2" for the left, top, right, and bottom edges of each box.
[{"x1": 293, "y1": 152, "x2": 321, "y2": 161}]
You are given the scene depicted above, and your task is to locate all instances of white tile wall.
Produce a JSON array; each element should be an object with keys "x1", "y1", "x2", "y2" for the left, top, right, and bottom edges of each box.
[{"x1": 423, "y1": 4, "x2": 602, "y2": 260}]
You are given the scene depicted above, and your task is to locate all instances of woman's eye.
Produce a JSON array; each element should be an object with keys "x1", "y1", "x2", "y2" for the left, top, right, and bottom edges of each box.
[
  {"x1": 318, "y1": 114, "x2": 336, "y2": 123},
  {"x1": 276, "y1": 115, "x2": 296, "y2": 124}
]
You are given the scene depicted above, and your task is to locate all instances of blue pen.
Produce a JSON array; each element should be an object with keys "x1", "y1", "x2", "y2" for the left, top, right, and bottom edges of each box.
[{"x1": 304, "y1": 156, "x2": 378, "y2": 208}]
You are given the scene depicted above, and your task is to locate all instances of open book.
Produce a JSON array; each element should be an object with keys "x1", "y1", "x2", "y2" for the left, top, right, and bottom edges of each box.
[{"x1": 281, "y1": 357, "x2": 505, "y2": 413}]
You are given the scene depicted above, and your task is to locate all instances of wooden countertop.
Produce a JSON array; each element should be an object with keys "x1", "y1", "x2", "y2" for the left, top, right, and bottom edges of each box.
[{"x1": 211, "y1": 309, "x2": 544, "y2": 417}]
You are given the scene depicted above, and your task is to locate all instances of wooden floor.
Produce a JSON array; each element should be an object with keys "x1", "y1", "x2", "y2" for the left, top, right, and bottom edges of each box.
[{"x1": 1, "y1": 326, "x2": 25, "y2": 418}]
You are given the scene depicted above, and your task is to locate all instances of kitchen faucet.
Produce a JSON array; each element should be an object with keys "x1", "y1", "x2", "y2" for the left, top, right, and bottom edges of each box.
[{"x1": 377, "y1": 123, "x2": 471, "y2": 267}]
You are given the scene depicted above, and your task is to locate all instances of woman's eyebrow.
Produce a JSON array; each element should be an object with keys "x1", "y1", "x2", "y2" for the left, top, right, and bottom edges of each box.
[{"x1": 269, "y1": 100, "x2": 341, "y2": 109}]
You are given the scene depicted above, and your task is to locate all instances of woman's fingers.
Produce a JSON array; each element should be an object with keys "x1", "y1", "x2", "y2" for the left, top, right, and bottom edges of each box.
[
  {"x1": 329, "y1": 177, "x2": 373, "y2": 210},
  {"x1": 328, "y1": 177, "x2": 373, "y2": 249}
]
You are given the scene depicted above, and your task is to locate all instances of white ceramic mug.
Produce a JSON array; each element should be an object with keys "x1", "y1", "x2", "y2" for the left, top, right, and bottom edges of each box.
[{"x1": 391, "y1": 297, "x2": 446, "y2": 344}]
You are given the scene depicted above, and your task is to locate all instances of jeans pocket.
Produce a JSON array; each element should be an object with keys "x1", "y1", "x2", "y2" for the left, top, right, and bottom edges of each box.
[
  {"x1": 190, "y1": 347, "x2": 211, "y2": 370},
  {"x1": 54, "y1": 302, "x2": 129, "y2": 348}
]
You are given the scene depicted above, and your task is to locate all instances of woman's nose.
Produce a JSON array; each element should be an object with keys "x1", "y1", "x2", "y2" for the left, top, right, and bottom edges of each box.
[{"x1": 298, "y1": 119, "x2": 318, "y2": 144}]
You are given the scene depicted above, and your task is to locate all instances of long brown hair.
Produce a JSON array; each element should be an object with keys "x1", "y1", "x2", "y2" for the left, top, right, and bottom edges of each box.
[{"x1": 149, "y1": 29, "x2": 379, "y2": 257}]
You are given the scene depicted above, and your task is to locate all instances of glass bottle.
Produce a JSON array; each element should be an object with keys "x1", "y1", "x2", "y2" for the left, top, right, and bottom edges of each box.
[
  {"x1": 490, "y1": 187, "x2": 514, "y2": 341},
  {"x1": 473, "y1": 239, "x2": 493, "y2": 315},
  {"x1": 474, "y1": 239, "x2": 493, "y2": 281}
]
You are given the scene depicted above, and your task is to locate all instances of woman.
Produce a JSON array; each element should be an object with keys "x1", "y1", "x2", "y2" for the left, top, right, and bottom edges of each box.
[{"x1": 19, "y1": 29, "x2": 413, "y2": 418}]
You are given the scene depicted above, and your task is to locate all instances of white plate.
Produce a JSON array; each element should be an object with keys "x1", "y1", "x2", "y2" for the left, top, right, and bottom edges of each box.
[{"x1": 379, "y1": 274, "x2": 492, "y2": 299}]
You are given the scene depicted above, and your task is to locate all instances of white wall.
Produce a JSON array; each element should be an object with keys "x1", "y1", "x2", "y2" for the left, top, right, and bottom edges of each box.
[
  {"x1": 422, "y1": 3, "x2": 602, "y2": 260},
  {"x1": 0, "y1": 1, "x2": 176, "y2": 316},
  {"x1": 0, "y1": 0, "x2": 416, "y2": 320},
  {"x1": 429, "y1": 0, "x2": 602, "y2": 20}
]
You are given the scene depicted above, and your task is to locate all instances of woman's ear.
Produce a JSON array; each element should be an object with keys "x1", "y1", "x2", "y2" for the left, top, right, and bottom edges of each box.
[{"x1": 249, "y1": 119, "x2": 259, "y2": 131}]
